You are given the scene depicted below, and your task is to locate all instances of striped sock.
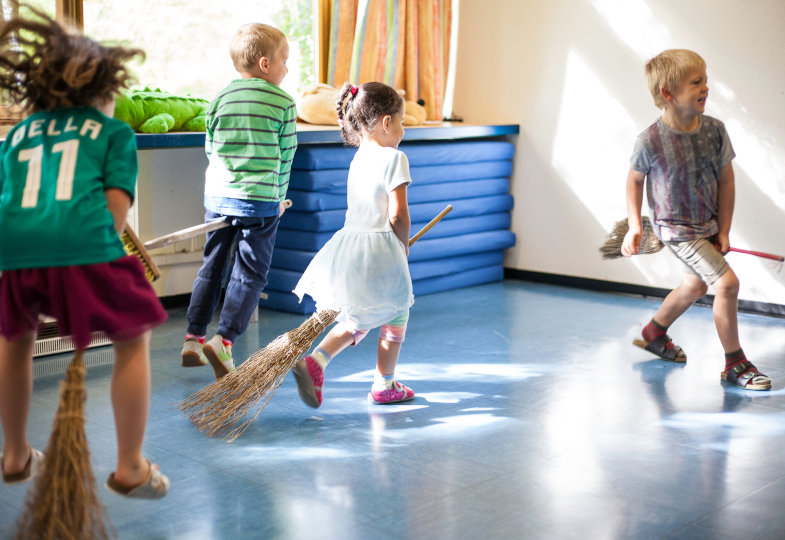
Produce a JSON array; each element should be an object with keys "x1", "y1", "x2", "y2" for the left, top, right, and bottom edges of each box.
[{"x1": 724, "y1": 349, "x2": 746, "y2": 371}]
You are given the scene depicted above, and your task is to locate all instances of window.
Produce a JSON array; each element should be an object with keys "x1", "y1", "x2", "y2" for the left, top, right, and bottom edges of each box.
[{"x1": 79, "y1": 0, "x2": 314, "y2": 100}]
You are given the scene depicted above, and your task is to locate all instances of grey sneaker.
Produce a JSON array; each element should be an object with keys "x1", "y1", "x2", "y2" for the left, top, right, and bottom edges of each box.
[
  {"x1": 203, "y1": 334, "x2": 234, "y2": 379},
  {"x1": 181, "y1": 338, "x2": 207, "y2": 367}
]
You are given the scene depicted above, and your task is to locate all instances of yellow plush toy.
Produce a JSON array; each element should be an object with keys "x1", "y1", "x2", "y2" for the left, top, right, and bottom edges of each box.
[{"x1": 297, "y1": 83, "x2": 426, "y2": 126}]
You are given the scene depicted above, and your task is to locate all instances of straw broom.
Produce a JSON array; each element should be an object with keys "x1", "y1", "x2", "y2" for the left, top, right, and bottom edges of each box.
[
  {"x1": 600, "y1": 216, "x2": 784, "y2": 261},
  {"x1": 14, "y1": 351, "x2": 114, "y2": 540},
  {"x1": 13, "y1": 217, "x2": 186, "y2": 540},
  {"x1": 179, "y1": 205, "x2": 454, "y2": 442},
  {"x1": 599, "y1": 216, "x2": 662, "y2": 259}
]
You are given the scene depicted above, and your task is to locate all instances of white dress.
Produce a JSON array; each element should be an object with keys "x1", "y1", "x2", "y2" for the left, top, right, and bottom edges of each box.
[{"x1": 293, "y1": 144, "x2": 414, "y2": 330}]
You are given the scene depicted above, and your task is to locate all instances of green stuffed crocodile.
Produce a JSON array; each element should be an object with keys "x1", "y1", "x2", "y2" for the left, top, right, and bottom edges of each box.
[{"x1": 114, "y1": 87, "x2": 208, "y2": 133}]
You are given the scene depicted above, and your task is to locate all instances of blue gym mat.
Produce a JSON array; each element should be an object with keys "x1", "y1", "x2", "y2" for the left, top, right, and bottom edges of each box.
[
  {"x1": 292, "y1": 140, "x2": 515, "y2": 170},
  {"x1": 286, "y1": 177, "x2": 509, "y2": 212},
  {"x1": 260, "y1": 264, "x2": 506, "y2": 314},
  {"x1": 275, "y1": 213, "x2": 512, "y2": 251},
  {"x1": 288, "y1": 160, "x2": 514, "y2": 193},
  {"x1": 271, "y1": 230, "x2": 515, "y2": 272},
  {"x1": 280, "y1": 194, "x2": 514, "y2": 232}
]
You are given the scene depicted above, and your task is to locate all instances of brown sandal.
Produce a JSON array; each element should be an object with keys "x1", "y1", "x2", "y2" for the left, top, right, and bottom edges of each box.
[
  {"x1": 632, "y1": 334, "x2": 687, "y2": 363},
  {"x1": 721, "y1": 360, "x2": 771, "y2": 391}
]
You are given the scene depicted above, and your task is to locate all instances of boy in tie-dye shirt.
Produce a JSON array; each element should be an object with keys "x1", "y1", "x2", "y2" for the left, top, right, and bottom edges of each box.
[{"x1": 621, "y1": 49, "x2": 770, "y2": 391}]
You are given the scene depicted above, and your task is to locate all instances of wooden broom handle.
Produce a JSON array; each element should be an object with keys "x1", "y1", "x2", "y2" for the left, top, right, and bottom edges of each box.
[
  {"x1": 409, "y1": 205, "x2": 453, "y2": 247},
  {"x1": 144, "y1": 200, "x2": 292, "y2": 250}
]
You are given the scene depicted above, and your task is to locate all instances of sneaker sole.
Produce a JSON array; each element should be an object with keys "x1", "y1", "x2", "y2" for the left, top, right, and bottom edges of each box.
[
  {"x1": 181, "y1": 351, "x2": 207, "y2": 367},
  {"x1": 292, "y1": 363, "x2": 321, "y2": 408},
  {"x1": 202, "y1": 344, "x2": 232, "y2": 380}
]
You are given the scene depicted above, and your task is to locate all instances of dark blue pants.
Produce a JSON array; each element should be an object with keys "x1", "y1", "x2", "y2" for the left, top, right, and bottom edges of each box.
[{"x1": 186, "y1": 211, "x2": 279, "y2": 341}]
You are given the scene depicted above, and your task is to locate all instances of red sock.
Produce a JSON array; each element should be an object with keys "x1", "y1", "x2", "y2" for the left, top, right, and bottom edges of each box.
[
  {"x1": 222, "y1": 338, "x2": 233, "y2": 347},
  {"x1": 724, "y1": 349, "x2": 747, "y2": 371},
  {"x1": 642, "y1": 319, "x2": 668, "y2": 342},
  {"x1": 186, "y1": 334, "x2": 205, "y2": 344}
]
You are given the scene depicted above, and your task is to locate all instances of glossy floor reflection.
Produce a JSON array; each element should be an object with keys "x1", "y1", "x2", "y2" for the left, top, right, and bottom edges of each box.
[{"x1": 3, "y1": 280, "x2": 785, "y2": 539}]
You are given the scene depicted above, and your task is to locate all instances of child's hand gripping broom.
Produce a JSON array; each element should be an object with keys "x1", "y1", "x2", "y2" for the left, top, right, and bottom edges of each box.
[
  {"x1": 600, "y1": 216, "x2": 784, "y2": 262},
  {"x1": 178, "y1": 205, "x2": 454, "y2": 442}
]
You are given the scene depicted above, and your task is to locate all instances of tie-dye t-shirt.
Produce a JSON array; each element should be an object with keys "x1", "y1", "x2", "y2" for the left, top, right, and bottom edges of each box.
[{"x1": 630, "y1": 115, "x2": 735, "y2": 242}]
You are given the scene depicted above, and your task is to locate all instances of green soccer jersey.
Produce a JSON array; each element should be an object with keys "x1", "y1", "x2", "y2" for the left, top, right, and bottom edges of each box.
[{"x1": 0, "y1": 107, "x2": 137, "y2": 270}]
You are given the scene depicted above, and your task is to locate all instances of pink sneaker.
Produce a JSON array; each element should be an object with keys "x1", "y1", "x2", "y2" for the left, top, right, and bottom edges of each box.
[
  {"x1": 368, "y1": 381, "x2": 415, "y2": 404},
  {"x1": 292, "y1": 355, "x2": 324, "y2": 408}
]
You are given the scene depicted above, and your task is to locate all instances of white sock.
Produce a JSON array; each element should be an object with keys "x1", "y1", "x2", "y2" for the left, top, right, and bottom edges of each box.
[
  {"x1": 311, "y1": 348, "x2": 331, "y2": 370},
  {"x1": 373, "y1": 372, "x2": 394, "y2": 389}
]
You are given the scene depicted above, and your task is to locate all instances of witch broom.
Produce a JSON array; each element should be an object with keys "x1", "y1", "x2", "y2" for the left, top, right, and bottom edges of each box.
[
  {"x1": 600, "y1": 216, "x2": 783, "y2": 261},
  {"x1": 178, "y1": 205, "x2": 454, "y2": 442}
]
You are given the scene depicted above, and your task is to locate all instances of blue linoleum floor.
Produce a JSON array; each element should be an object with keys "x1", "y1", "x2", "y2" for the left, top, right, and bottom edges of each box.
[{"x1": 2, "y1": 280, "x2": 785, "y2": 540}]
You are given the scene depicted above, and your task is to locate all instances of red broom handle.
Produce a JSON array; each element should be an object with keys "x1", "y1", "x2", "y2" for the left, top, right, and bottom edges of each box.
[{"x1": 728, "y1": 247, "x2": 785, "y2": 262}]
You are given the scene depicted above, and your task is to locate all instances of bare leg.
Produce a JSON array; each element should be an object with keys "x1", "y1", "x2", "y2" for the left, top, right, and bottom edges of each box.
[
  {"x1": 0, "y1": 331, "x2": 35, "y2": 475},
  {"x1": 377, "y1": 339, "x2": 402, "y2": 376},
  {"x1": 313, "y1": 326, "x2": 355, "y2": 359},
  {"x1": 652, "y1": 272, "x2": 708, "y2": 328},
  {"x1": 110, "y1": 331, "x2": 152, "y2": 487},
  {"x1": 712, "y1": 268, "x2": 741, "y2": 353}
]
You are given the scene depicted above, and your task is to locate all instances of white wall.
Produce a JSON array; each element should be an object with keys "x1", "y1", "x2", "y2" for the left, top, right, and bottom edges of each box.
[
  {"x1": 452, "y1": 0, "x2": 785, "y2": 305},
  {"x1": 133, "y1": 147, "x2": 209, "y2": 297}
]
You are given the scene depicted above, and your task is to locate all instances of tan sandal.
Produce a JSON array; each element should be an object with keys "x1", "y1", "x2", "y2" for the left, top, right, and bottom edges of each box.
[
  {"x1": 1, "y1": 448, "x2": 44, "y2": 484},
  {"x1": 106, "y1": 459, "x2": 170, "y2": 499}
]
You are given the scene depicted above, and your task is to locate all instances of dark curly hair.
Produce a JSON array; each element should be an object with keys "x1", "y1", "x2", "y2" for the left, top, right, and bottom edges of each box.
[
  {"x1": 335, "y1": 81, "x2": 403, "y2": 147},
  {"x1": 0, "y1": 3, "x2": 144, "y2": 113}
]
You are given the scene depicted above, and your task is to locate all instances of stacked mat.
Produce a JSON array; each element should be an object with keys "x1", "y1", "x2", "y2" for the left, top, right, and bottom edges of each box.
[{"x1": 261, "y1": 139, "x2": 516, "y2": 314}]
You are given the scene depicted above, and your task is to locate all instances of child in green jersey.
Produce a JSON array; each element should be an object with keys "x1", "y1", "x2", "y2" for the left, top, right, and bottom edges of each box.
[
  {"x1": 0, "y1": 6, "x2": 169, "y2": 497},
  {"x1": 181, "y1": 23, "x2": 297, "y2": 379}
]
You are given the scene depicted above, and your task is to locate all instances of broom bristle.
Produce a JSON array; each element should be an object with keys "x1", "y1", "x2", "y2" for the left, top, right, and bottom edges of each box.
[
  {"x1": 121, "y1": 224, "x2": 160, "y2": 282},
  {"x1": 599, "y1": 216, "x2": 664, "y2": 259},
  {"x1": 14, "y1": 352, "x2": 114, "y2": 540},
  {"x1": 178, "y1": 309, "x2": 339, "y2": 442}
]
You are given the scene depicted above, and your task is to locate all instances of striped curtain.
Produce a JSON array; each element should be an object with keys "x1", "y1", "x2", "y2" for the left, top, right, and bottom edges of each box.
[{"x1": 320, "y1": 0, "x2": 452, "y2": 121}]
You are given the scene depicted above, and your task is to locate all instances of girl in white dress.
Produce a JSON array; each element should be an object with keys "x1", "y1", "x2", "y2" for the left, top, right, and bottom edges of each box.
[{"x1": 292, "y1": 81, "x2": 415, "y2": 407}]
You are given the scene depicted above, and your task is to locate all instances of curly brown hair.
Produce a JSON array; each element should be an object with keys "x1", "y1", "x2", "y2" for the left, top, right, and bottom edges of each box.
[
  {"x1": 0, "y1": 3, "x2": 144, "y2": 113},
  {"x1": 335, "y1": 81, "x2": 403, "y2": 147}
]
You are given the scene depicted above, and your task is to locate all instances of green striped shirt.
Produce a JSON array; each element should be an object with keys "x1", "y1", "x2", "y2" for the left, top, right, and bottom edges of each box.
[{"x1": 204, "y1": 78, "x2": 297, "y2": 204}]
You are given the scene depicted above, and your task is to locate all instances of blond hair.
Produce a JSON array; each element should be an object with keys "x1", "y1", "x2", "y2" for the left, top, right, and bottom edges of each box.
[
  {"x1": 229, "y1": 23, "x2": 286, "y2": 73},
  {"x1": 645, "y1": 49, "x2": 706, "y2": 109}
]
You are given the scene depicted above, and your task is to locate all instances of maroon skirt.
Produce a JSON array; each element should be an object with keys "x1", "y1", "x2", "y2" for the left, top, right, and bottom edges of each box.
[{"x1": 0, "y1": 255, "x2": 167, "y2": 350}]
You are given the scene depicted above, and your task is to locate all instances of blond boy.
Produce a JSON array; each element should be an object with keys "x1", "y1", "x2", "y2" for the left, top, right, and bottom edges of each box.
[
  {"x1": 182, "y1": 24, "x2": 297, "y2": 378},
  {"x1": 622, "y1": 49, "x2": 770, "y2": 390}
]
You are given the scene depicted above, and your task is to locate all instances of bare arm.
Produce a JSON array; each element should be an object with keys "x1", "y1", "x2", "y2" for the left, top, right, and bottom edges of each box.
[
  {"x1": 388, "y1": 184, "x2": 410, "y2": 256},
  {"x1": 105, "y1": 188, "x2": 132, "y2": 235},
  {"x1": 714, "y1": 162, "x2": 735, "y2": 254},
  {"x1": 621, "y1": 169, "x2": 646, "y2": 257}
]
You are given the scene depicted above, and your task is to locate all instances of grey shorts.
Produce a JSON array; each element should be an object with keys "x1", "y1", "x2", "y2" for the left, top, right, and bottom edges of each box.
[{"x1": 665, "y1": 237, "x2": 729, "y2": 285}]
